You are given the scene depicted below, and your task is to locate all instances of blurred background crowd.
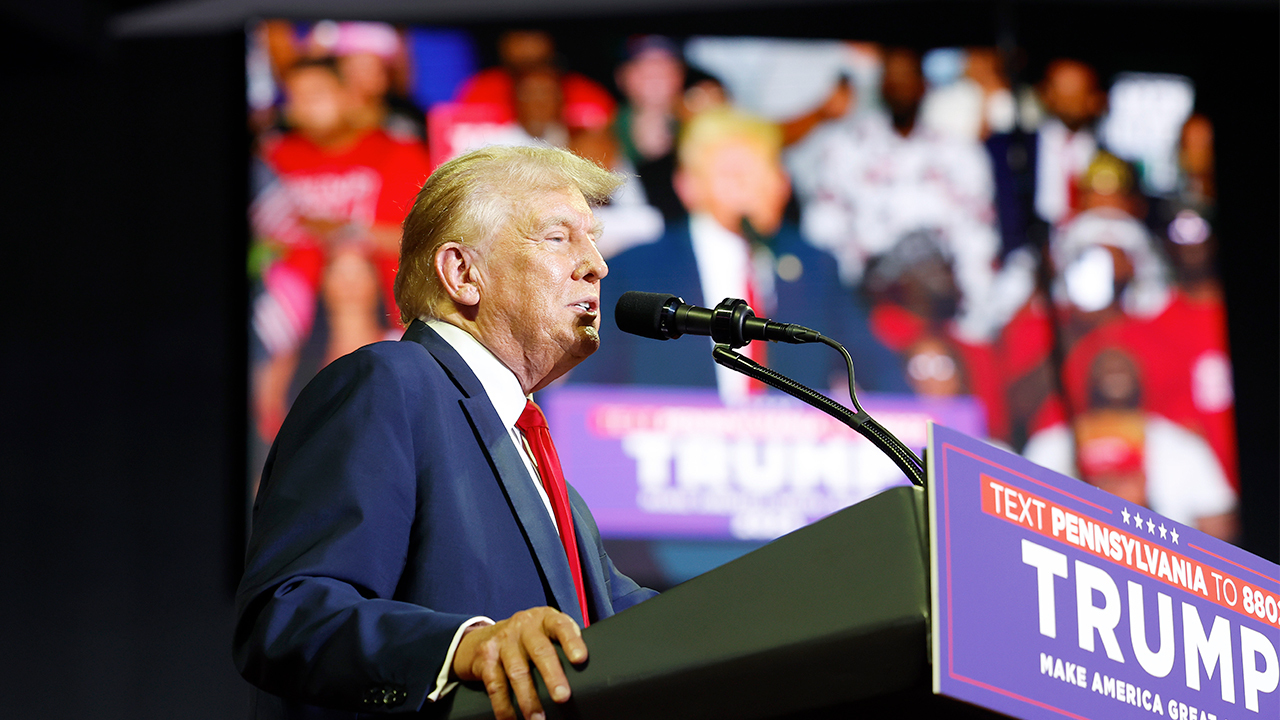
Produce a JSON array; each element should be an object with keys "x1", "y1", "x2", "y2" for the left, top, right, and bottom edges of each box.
[
  {"x1": 3, "y1": 0, "x2": 1272, "y2": 715},
  {"x1": 245, "y1": 21, "x2": 1237, "y2": 539}
]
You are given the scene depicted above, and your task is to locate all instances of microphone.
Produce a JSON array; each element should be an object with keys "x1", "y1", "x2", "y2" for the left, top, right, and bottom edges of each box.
[{"x1": 614, "y1": 291, "x2": 821, "y2": 348}]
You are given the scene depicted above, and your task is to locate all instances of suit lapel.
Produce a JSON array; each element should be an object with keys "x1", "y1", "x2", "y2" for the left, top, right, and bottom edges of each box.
[{"x1": 402, "y1": 321, "x2": 584, "y2": 625}]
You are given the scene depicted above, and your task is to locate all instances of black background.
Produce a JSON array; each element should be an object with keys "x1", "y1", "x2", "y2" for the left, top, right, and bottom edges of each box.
[{"x1": 2, "y1": 2, "x2": 1274, "y2": 718}]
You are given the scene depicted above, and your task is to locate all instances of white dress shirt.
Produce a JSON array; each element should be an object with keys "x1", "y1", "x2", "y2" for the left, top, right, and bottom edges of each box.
[
  {"x1": 1035, "y1": 117, "x2": 1097, "y2": 226},
  {"x1": 688, "y1": 213, "x2": 766, "y2": 404}
]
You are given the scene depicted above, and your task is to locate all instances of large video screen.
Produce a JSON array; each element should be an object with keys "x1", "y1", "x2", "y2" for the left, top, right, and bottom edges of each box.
[{"x1": 245, "y1": 20, "x2": 1238, "y2": 585}]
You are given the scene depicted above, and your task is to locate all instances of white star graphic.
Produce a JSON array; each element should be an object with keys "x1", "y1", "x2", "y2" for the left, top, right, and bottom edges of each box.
[
  {"x1": 1121, "y1": 508, "x2": 1131, "y2": 525},
  {"x1": 1147, "y1": 518, "x2": 1156, "y2": 534},
  {"x1": 1159, "y1": 523, "x2": 1167, "y2": 539},
  {"x1": 1171, "y1": 528, "x2": 1180, "y2": 545},
  {"x1": 1133, "y1": 510, "x2": 1143, "y2": 528}
]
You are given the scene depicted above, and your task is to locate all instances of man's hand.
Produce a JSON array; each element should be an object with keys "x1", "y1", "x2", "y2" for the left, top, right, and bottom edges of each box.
[{"x1": 451, "y1": 607, "x2": 587, "y2": 720}]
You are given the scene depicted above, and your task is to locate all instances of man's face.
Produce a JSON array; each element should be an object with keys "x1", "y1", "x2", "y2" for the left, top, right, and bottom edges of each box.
[
  {"x1": 499, "y1": 31, "x2": 555, "y2": 73},
  {"x1": 881, "y1": 49, "x2": 926, "y2": 121},
  {"x1": 1041, "y1": 61, "x2": 1103, "y2": 132},
  {"x1": 905, "y1": 336, "x2": 965, "y2": 397},
  {"x1": 618, "y1": 49, "x2": 684, "y2": 110},
  {"x1": 678, "y1": 137, "x2": 790, "y2": 237},
  {"x1": 284, "y1": 66, "x2": 349, "y2": 141},
  {"x1": 514, "y1": 68, "x2": 564, "y2": 137},
  {"x1": 322, "y1": 246, "x2": 380, "y2": 310},
  {"x1": 473, "y1": 187, "x2": 607, "y2": 392},
  {"x1": 1090, "y1": 348, "x2": 1142, "y2": 409}
]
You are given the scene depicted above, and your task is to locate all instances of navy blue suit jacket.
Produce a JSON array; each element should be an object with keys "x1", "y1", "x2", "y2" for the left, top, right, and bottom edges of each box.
[
  {"x1": 234, "y1": 321, "x2": 655, "y2": 719},
  {"x1": 572, "y1": 220, "x2": 909, "y2": 393}
]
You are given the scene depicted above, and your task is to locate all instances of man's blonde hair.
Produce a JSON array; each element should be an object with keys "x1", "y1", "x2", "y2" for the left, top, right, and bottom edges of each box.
[
  {"x1": 394, "y1": 145, "x2": 623, "y2": 324},
  {"x1": 676, "y1": 107, "x2": 784, "y2": 170}
]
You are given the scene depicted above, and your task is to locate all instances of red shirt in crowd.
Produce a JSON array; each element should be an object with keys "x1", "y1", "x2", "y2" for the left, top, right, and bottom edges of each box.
[
  {"x1": 869, "y1": 303, "x2": 1011, "y2": 442},
  {"x1": 263, "y1": 128, "x2": 432, "y2": 322},
  {"x1": 999, "y1": 291, "x2": 1237, "y2": 488}
]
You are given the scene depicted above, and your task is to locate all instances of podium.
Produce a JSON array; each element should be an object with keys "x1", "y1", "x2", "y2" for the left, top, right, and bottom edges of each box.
[{"x1": 441, "y1": 486, "x2": 1000, "y2": 719}]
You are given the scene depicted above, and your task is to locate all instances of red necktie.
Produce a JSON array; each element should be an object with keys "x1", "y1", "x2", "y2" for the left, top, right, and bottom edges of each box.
[
  {"x1": 516, "y1": 400, "x2": 590, "y2": 626},
  {"x1": 744, "y1": 257, "x2": 767, "y2": 394}
]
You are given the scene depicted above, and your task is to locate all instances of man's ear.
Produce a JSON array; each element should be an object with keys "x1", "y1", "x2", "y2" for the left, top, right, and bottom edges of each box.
[{"x1": 435, "y1": 242, "x2": 481, "y2": 308}]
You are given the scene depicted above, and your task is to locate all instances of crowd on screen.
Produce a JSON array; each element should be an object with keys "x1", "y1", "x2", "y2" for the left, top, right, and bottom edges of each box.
[{"x1": 245, "y1": 21, "x2": 1237, "y2": 537}]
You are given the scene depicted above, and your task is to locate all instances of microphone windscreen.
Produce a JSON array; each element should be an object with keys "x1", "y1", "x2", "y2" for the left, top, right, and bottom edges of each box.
[{"x1": 615, "y1": 291, "x2": 679, "y2": 340}]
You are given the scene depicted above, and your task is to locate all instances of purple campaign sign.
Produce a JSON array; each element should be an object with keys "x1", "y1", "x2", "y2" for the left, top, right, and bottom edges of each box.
[
  {"x1": 929, "y1": 423, "x2": 1280, "y2": 720},
  {"x1": 540, "y1": 384, "x2": 984, "y2": 541}
]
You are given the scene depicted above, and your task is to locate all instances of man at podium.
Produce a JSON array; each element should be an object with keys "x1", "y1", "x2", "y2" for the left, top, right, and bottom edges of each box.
[{"x1": 233, "y1": 145, "x2": 657, "y2": 720}]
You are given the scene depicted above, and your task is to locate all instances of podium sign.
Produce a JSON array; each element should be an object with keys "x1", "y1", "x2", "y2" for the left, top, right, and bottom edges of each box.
[{"x1": 928, "y1": 424, "x2": 1279, "y2": 720}]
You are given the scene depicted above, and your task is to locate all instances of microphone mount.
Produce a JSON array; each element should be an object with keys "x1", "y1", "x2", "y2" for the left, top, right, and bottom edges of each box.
[
  {"x1": 627, "y1": 293, "x2": 821, "y2": 347},
  {"x1": 671, "y1": 297, "x2": 757, "y2": 349}
]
